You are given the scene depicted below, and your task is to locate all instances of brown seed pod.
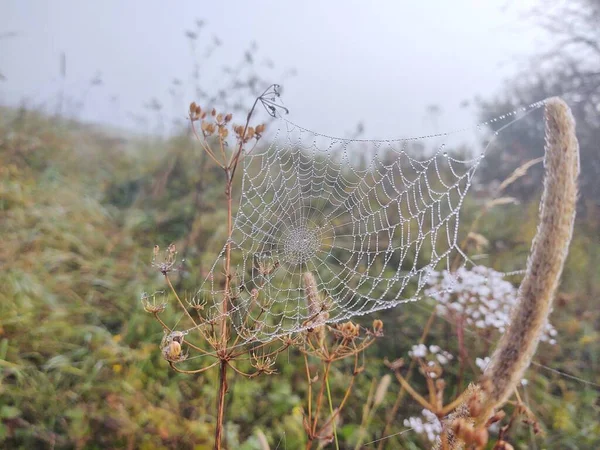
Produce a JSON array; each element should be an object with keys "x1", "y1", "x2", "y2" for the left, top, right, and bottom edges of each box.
[
  {"x1": 167, "y1": 341, "x2": 181, "y2": 359},
  {"x1": 372, "y1": 319, "x2": 383, "y2": 334},
  {"x1": 472, "y1": 427, "x2": 488, "y2": 447}
]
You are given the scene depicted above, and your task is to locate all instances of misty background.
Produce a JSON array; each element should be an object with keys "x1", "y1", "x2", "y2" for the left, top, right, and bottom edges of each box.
[{"x1": 2, "y1": 0, "x2": 546, "y2": 138}]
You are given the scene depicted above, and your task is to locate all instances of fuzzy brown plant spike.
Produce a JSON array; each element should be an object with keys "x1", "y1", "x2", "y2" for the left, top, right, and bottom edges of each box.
[{"x1": 478, "y1": 97, "x2": 580, "y2": 422}]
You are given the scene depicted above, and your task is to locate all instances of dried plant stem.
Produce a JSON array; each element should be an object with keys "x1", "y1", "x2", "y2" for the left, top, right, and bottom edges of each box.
[
  {"x1": 304, "y1": 354, "x2": 360, "y2": 450},
  {"x1": 212, "y1": 92, "x2": 263, "y2": 450},
  {"x1": 478, "y1": 97, "x2": 579, "y2": 422},
  {"x1": 214, "y1": 162, "x2": 234, "y2": 450},
  {"x1": 165, "y1": 274, "x2": 199, "y2": 329},
  {"x1": 312, "y1": 362, "x2": 332, "y2": 437},
  {"x1": 393, "y1": 371, "x2": 433, "y2": 412},
  {"x1": 151, "y1": 88, "x2": 284, "y2": 450},
  {"x1": 304, "y1": 353, "x2": 313, "y2": 430},
  {"x1": 215, "y1": 360, "x2": 228, "y2": 450},
  {"x1": 318, "y1": 353, "x2": 359, "y2": 436},
  {"x1": 325, "y1": 375, "x2": 340, "y2": 450}
]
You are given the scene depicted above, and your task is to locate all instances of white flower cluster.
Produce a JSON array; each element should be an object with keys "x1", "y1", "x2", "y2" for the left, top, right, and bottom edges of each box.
[
  {"x1": 403, "y1": 409, "x2": 442, "y2": 443},
  {"x1": 409, "y1": 344, "x2": 454, "y2": 366},
  {"x1": 425, "y1": 266, "x2": 557, "y2": 344}
]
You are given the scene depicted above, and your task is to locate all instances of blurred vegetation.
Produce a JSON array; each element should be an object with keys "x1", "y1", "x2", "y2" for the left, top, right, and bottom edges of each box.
[
  {"x1": 1, "y1": 97, "x2": 598, "y2": 449},
  {"x1": 1, "y1": 3, "x2": 600, "y2": 448}
]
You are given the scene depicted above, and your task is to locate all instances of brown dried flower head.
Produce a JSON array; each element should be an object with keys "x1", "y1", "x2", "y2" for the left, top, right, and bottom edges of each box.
[
  {"x1": 141, "y1": 291, "x2": 167, "y2": 314},
  {"x1": 251, "y1": 353, "x2": 277, "y2": 375},
  {"x1": 189, "y1": 102, "x2": 202, "y2": 121},
  {"x1": 151, "y1": 244, "x2": 180, "y2": 275},
  {"x1": 337, "y1": 321, "x2": 360, "y2": 340},
  {"x1": 372, "y1": 319, "x2": 384, "y2": 336}
]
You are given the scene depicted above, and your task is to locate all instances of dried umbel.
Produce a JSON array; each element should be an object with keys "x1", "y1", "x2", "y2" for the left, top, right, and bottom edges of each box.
[
  {"x1": 140, "y1": 291, "x2": 167, "y2": 314},
  {"x1": 479, "y1": 97, "x2": 579, "y2": 421},
  {"x1": 151, "y1": 243, "x2": 180, "y2": 275}
]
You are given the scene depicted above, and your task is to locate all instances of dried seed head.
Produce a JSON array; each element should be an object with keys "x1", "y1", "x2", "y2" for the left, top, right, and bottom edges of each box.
[
  {"x1": 468, "y1": 393, "x2": 482, "y2": 418},
  {"x1": 454, "y1": 419, "x2": 474, "y2": 442},
  {"x1": 211, "y1": 108, "x2": 216, "y2": 117},
  {"x1": 487, "y1": 410, "x2": 506, "y2": 426},
  {"x1": 141, "y1": 291, "x2": 167, "y2": 314},
  {"x1": 151, "y1": 243, "x2": 180, "y2": 274},
  {"x1": 339, "y1": 321, "x2": 360, "y2": 339},
  {"x1": 167, "y1": 341, "x2": 181, "y2": 358},
  {"x1": 216, "y1": 113, "x2": 223, "y2": 123},
  {"x1": 372, "y1": 319, "x2": 384, "y2": 335},
  {"x1": 452, "y1": 418, "x2": 467, "y2": 437},
  {"x1": 224, "y1": 113, "x2": 232, "y2": 123},
  {"x1": 472, "y1": 427, "x2": 488, "y2": 447},
  {"x1": 303, "y1": 272, "x2": 320, "y2": 316}
]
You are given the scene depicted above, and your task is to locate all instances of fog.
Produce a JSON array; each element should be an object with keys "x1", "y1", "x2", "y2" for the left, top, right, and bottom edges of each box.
[{"x1": 1, "y1": 0, "x2": 543, "y2": 138}]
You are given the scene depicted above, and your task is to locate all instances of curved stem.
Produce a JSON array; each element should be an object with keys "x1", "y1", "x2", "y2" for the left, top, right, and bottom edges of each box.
[{"x1": 169, "y1": 360, "x2": 219, "y2": 374}]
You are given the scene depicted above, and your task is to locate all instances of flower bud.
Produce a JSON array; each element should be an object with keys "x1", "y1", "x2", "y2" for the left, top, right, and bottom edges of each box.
[{"x1": 373, "y1": 319, "x2": 383, "y2": 334}]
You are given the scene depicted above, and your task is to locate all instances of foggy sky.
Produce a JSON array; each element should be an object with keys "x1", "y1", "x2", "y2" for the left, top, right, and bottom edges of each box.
[{"x1": 0, "y1": 0, "x2": 545, "y2": 139}]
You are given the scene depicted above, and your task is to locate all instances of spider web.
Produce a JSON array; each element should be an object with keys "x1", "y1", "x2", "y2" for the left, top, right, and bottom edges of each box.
[{"x1": 194, "y1": 101, "x2": 546, "y2": 342}]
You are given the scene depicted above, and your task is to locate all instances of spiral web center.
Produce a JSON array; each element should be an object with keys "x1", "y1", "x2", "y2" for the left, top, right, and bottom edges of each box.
[{"x1": 282, "y1": 225, "x2": 321, "y2": 266}]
